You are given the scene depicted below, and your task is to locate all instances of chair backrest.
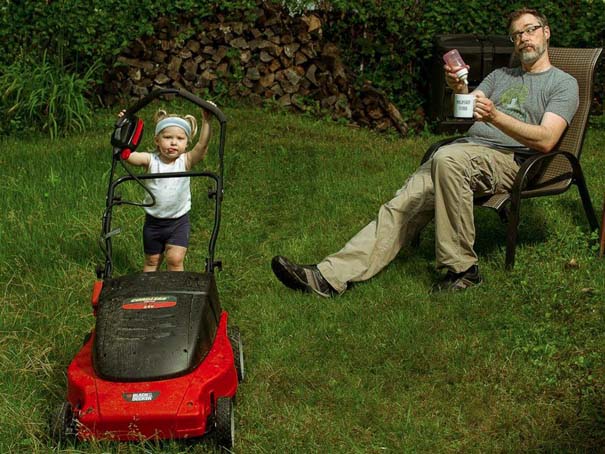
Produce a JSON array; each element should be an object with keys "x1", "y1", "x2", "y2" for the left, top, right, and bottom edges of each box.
[{"x1": 548, "y1": 47, "x2": 602, "y2": 158}]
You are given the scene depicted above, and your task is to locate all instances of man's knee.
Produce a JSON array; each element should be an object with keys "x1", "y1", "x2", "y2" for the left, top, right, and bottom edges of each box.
[
  {"x1": 432, "y1": 146, "x2": 458, "y2": 166},
  {"x1": 431, "y1": 146, "x2": 469, "y2": 179}
]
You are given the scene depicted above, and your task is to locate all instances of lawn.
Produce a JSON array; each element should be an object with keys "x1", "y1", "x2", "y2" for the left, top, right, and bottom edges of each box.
[{"x1": 1, "y1": 105, "x2": 604, "y2": 453}]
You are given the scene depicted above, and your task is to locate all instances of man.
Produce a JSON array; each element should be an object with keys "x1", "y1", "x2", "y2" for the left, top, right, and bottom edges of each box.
[{"x1": 271, "y1": 8, "x2": 579, "y2": 296}]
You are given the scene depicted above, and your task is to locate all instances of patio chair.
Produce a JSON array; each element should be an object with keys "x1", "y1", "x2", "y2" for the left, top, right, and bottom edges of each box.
[{"x1": 419, "y1": 47, "x2": 603, "y2": 269}]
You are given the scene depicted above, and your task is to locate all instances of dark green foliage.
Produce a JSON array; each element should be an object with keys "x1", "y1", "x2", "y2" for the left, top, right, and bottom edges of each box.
[
  {"x1": 321, "y1": 0, "x2": 605, "y2": 115},
  {"x1": 0, "y1": 0, "x2": 603, "y2": 136},
  {"x1": 0, "y1": 0, "x2": 257, "y2": 70},
  {"x1": 0, "y1": 0, "x2": 257, "y2": 137}
]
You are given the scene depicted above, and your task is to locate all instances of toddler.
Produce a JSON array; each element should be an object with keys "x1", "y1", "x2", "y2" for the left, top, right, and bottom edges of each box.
[{"x1": 121, "y1": 107, "x2": 212, "y2": 271}]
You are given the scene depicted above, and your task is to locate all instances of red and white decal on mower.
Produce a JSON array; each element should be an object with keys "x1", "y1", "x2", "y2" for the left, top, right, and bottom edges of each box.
[
  {"x1": 122, "y1": 392, "x2": 160, "y2": 402},
  {"x1": 122, "y1": 296, "x2": 177, "y2": 310}
]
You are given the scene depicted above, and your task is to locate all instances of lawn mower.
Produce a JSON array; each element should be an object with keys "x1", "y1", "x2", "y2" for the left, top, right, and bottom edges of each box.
[{"x1": 51, "y1": 88, "x2": 244, "y2": 450}]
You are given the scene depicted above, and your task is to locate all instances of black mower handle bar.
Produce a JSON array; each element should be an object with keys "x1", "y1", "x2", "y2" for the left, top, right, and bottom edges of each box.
[
  {"x1": 113, "y1": 87, "x2": 227, "y2": 180},
  {"x1": 118, "y1": 88, "x2": 227, "y2": 124},
  {"x1": 101, "y1": 88, "x2": 227, "y2": 278}
]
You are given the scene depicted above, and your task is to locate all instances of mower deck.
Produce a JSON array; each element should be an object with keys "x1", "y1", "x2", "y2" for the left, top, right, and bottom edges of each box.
[{"x1": 65, "y1": 272, "x2": 238, "y2": 441}]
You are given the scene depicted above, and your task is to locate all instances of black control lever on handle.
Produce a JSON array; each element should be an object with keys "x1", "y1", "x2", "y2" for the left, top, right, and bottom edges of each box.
[{"x1": 111, "y1": 115, "x2": 144, "y2": 160}]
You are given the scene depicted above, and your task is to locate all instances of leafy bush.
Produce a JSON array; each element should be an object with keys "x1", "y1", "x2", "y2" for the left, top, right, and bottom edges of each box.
[
  {"x1": 321, "y1": 0, "x2": 605, "y2": 114},
  {"x1": 0, "y1": 1, "x2": 258, "y2": 71},
  {"x1": 0, "y1": 0, "x2": 603, "y2": 134},
  {"x1": 0, "y1": 53, "x2": 98, "y2": 138}
]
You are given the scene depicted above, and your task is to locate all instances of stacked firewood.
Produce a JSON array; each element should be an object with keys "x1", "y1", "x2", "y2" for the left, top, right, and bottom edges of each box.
[{"x1": 101, "y1": 4, "x2": 411, "y2": 134}]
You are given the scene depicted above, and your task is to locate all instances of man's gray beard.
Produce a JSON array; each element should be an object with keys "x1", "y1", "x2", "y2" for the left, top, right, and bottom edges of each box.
[{"x1": 519, "y1": 44, "x2": 547, "y2": 65}]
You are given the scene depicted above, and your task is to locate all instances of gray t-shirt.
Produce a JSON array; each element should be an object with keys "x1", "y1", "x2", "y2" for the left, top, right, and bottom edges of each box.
[{"x1": 466, "y1": 66, "x2": 579, "y2": 152}]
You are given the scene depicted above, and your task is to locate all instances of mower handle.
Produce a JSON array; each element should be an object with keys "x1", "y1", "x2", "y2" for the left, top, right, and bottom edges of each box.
[
  {"x1": 113, "y1": 87, "x2": 227, "y2": 179},
  {"x1": 117, "y1": 88, "x2": 227, "y2": 125},
  {"x1": 101, "y1": 168, "x2": 225, "y2": 278}
]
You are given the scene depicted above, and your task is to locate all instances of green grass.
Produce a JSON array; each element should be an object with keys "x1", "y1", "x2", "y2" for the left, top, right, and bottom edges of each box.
[{"x1": 1, "y1": 107, "x2": 605, "y2": 453}]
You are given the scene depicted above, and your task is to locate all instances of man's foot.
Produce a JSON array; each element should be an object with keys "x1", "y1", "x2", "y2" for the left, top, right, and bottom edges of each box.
[
  {"x1": 432, "y1": 265, "x2": 482, "y2": 292},
  {"x1": 271, "y1": 256, "x2": 336, "y2": 298}
]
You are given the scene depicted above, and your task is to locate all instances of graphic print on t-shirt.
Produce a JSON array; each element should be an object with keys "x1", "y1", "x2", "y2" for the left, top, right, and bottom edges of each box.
[{"x1": 497, "y1": 84, "x2": 529, "y2": 122}]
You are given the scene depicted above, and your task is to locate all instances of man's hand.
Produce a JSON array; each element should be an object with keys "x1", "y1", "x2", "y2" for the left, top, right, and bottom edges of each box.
[
  {"x1": 444, "y1": 64, "x2": 469, "y2": 94},
  {"x1": 473, "y1": 93, "x2": 498, "y2": 122}
]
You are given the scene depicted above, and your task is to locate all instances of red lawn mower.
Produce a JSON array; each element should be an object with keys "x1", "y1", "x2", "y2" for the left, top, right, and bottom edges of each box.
[{"x1": 51, "y1": 89, "x2": 244, "y2": 450}]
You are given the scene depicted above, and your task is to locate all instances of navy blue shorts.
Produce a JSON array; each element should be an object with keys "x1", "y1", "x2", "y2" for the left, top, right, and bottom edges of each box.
[{"x1": 143, "y1": 213, "x2": 190, "y2": 255}]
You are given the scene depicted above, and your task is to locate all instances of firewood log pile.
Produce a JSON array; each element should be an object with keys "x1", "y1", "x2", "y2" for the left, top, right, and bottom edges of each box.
[{"x1": 101, "y1": 4, "x2": 412, "y2": 135}]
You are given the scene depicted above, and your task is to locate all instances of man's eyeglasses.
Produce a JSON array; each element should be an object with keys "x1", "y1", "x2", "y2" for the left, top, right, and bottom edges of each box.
[{"x1": 509, "y1": 24, "x2": 544, "y2": 42}]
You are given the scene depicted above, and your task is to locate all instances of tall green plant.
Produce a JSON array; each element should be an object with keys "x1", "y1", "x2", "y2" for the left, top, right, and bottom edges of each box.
[{"x1": 0, "y1": 53, "x2": 98, "y2": 138}]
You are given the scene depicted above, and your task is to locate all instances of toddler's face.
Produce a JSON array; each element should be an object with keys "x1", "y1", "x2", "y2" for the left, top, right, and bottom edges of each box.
[{"x1": 154, "y1": 126, "x2": 188, "y2": 162}]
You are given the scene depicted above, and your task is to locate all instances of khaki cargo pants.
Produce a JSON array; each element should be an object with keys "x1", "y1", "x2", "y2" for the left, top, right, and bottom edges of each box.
[{"x1": 317, "y1": 142, "x2": 520, "y2": 293}]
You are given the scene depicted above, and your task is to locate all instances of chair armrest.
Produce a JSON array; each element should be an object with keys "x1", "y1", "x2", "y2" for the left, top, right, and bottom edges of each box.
[
  {"x1": 420, "y1": 136, "x2": 464, "y2": 164},
  {"x1": 510, "y1": 150, "x2": 579, "y2": 198}
]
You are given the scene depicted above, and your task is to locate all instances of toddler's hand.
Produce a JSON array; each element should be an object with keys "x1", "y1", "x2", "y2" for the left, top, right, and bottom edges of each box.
[{"x1": 202, "y1": 101, "x2": 216, "y2": 121}]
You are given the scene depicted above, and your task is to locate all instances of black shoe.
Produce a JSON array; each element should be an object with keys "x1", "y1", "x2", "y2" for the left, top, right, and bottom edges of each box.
[
  {"x1": 271, "y1": 256, "x2": 336, "y2": 298},
  {"x1": 432, "y1": 265, "x2": 482, "y2": 292}
]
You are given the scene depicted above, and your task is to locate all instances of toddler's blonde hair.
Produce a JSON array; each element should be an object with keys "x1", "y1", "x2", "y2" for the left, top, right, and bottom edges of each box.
[{"x1": 154, "y1": 109, "x2": 198, "y2": 139}]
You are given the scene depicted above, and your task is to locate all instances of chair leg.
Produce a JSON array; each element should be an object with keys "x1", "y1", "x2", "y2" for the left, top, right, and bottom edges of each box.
[
  {"x1": 505, "y1": 197, "x2": 521, "y2": 270},
  {"x1": 575, "y1": 174, "x2": 599, "y2": 231},
  {"x1": 411, "y1": 233, "x2": 421, "y2": 248}
]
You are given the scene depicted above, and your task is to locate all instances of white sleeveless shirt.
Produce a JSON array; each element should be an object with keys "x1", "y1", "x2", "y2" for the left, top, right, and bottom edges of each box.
[{"x1": 143, "y1": 153, "x2": 191, "y2": 219}]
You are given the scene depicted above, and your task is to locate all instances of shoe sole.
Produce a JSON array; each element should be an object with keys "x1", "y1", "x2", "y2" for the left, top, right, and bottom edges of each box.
[
  {"x1": 271, "y1": 256, "x2": 309, "y2": 292},
  {"x1": 271, "y1": 256, "x2": 333, "y2": 298},
  {"x1": 432, "y1": 276, "x2": 482, "y2": 293}
]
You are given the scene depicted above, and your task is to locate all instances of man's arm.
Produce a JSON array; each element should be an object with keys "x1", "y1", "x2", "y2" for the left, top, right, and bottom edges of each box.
[{"x1": 472, "y1": 93, "x2": 568, "y2": 153}]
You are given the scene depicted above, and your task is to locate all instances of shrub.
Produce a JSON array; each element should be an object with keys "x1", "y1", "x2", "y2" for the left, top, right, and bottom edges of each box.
[
  {"x1": 0, "y1": 1, "x2": 258, "y2": 71},
  {"x1": 0, "y1": 53, "x2": 99, "y2": 138},
  {"x1": 0, "y1": 0, "x2": 603, "y2": 133},
  {"x1": 320, "y1": 0, "x2": 605, "y2": 115}
]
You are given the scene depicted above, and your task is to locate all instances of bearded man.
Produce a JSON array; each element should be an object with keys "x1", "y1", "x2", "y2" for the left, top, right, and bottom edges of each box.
[{"x1": 272, "y1": 8, "x2": 579, "y2": 295}]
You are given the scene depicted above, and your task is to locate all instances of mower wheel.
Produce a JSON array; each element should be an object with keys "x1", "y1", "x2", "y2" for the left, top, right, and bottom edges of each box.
[
  {"x1": 50, "y1": 402, "x2": 77, "y2": 443},
  {"x1": 228, "y1": 326, "x2": 245, "y2": 382},
  {"x1": 214, "y1": 397, "x2": 234, "y2": 450}
]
